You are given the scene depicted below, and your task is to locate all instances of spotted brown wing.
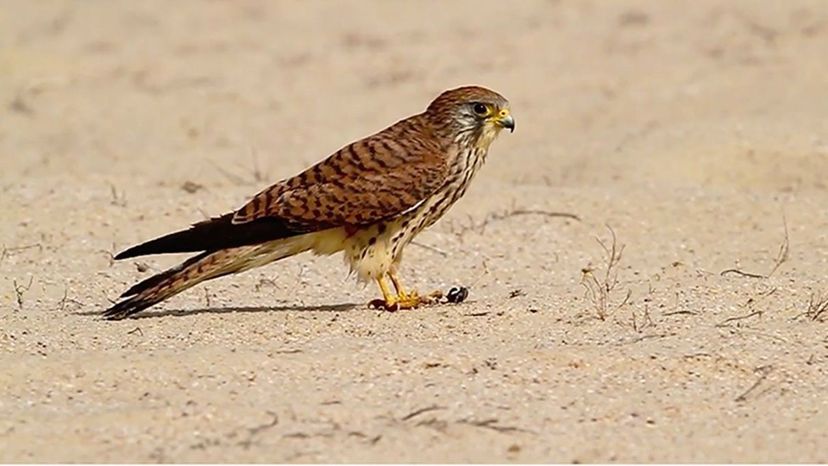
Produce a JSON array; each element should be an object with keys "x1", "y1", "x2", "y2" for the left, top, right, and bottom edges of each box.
[{"x1": 232, "y1": 117, "x2": 450, "y2": 228}]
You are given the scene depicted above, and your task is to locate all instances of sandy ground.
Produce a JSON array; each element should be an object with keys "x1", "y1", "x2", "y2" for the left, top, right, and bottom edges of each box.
[{"x1": 1, "y1": 0, "x2": 828, "y2": 462}]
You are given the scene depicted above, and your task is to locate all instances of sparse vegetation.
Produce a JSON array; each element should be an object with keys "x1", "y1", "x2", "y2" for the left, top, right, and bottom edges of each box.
[
  {"x1": 721, "y1": 214, "x2": 790, "y2": 279},
  {"x1": 447, "y1": 202, "x2": 579, "y2": 239},
  {"x1": 801, "y1": 290, "x2": 828, "y2": 321},
  {"x1": 210, "y1": 147, "x2": 271, "y2": 186},
  {"x1": 581, "y1": 225, "x2": 631, "y2": 320},
  {"x1": 109, "y1": 183, "x2": 127, "y2": 207},
  {"x1": 12, "y1": 276, "x2": 33, "y2": 310}
]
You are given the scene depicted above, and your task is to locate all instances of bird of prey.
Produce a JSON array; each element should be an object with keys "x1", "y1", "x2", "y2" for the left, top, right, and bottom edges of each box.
[{"x1": 103, "y1": 86, "x2": 514, "y2": 320}]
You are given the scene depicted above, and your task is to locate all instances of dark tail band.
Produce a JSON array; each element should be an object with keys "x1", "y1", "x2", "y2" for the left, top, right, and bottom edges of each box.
[{"x1": 115, "y1": 214, "x2": 304, "y2": 260}]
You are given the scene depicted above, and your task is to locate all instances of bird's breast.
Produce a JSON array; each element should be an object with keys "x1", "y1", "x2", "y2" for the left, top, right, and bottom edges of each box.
[
  {"x1": 419, "y1": 146, "x2": 489, "y2": 226},
  {"x1": 340, "y1": 146, "x2": 489, "y2": 282}
]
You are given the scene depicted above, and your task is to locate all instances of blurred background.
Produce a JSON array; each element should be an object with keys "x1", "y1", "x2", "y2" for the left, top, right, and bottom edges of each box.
[{"x1": 4, "y1": 0, "x2": 827, "y2": 190}]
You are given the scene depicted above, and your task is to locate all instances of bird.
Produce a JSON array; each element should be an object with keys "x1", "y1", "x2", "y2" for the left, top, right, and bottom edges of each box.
[{"x1": 103, "y1": 85, "x2": 514, "y2": 320}]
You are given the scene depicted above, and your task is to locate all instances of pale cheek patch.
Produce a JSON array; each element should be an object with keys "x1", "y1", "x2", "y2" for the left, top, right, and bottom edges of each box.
[{"x1": 475, "y1": 125, "x2": 500, "y2": 151}]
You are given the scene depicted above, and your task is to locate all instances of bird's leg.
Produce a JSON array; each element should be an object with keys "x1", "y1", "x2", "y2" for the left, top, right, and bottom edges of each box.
[
  {"x1": 370, "y1": 273, "x2": 424, "y2": 310},
  {"x1": 389, "y1": 269, "x2": 413, "y2": 300},
  {"x1": 371, "y1": 274, "x2": 418, "y2": 310},
  {"x1": 372, "y1": 276, "x2": 399, "y2": 310}
]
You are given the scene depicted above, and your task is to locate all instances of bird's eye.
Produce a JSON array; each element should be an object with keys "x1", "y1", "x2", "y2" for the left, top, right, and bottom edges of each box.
[{"x1": 472, "y1": 103, "x2": 488, "y2": 115}]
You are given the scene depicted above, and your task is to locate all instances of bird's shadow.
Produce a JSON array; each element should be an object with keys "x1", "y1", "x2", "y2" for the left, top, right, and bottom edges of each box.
[{"x1": 78, "y1": 302, "x2": 360, "y2": 320}]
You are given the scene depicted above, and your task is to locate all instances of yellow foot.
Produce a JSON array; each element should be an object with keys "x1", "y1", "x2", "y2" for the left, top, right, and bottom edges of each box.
[
  {"x1": 372, "y1": 274, "x2": 446, "y2": 311},
  {"x1": 369, "y1": 289, "x2": 444, "y2": 311}
]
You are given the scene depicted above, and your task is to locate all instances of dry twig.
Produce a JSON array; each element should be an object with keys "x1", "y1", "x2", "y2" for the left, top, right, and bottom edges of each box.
[
  {"x1": 109, "y1": 183, "x2": 127, "y2": 207},
  {"x1": 238, "y1": 411, "x2": 279, "y2": 449},
  {"x1": 716, "y1": 310, "x2": 763, "y2": 328},
  {"x1": 450, "y1": 205, "x2": 579, "y2": 238},
  {"x1": 720, "y1": 269, "x2": 764, "y2": 279},
  {"x1": 798, "y1": 291, "x2": 828, "y2": 321},
  {"x1": 400, "y1": 405, "x2": 445, "y2": 421},
  {"x1": 13, "y1": 277, "x2": 34, "y2": 310},
  {"x1": 209, "y1": 147, "x2": 270, "y2": 186},
  {"x1": 766, "y1": 214, "x2": 790, "y2": 277},
  {"x1": 458, "y1": 418, "x2": 535, "y2": 434},
  {"x1": 581, "y1": 225, "x2": 630, "y2": 320},
  {"x1": 1, "y1": 243, "x2": 44, "y2": 264},
  {"x1": 630, "y1": 304, "x2": 654, "y2": 332},
  {"x1": 721, "y1": 214, "x2": 790, "y2": 279},
  {"x1": 735, "y1": 365, "x2": 774, "y2": 402},
  {"x1": 410, "y1": 240, "x2": 449, "y2": 257}
]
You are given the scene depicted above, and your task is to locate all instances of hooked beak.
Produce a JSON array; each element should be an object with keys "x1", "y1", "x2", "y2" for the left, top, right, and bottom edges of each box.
[{"x1": 495, "y1": 109, "x2": 515, "y2": 133}]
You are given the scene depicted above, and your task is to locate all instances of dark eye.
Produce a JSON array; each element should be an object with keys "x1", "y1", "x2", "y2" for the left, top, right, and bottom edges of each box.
[{"x1": 472, "y1": 103, "x2": 488, "y2": 115}]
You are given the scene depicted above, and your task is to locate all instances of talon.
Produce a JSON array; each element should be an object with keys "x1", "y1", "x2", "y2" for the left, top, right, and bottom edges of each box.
[
  {"x1": 372, "y1": 276, "x2": 406, "y2": 311},
  {"x1": 395, "y1": 291, "x2": 422, "y2": 309},
  {"x1": 387, "y1": 271, "x2": 421, "y2": 310},
  {"x1": 375, "y1": 274, "x2": 445, "y2": 311},
  {"x1": 369, "y1": 298, "x2": 398, "y2": 311},
  {"x1": 397, "y1": 289, "x2": 443, "y2": 308}
]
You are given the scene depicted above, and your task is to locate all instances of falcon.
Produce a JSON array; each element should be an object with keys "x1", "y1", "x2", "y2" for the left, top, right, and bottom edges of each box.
[{"x1": 103, "y1": 86, "x2": 514, "y2": 319}]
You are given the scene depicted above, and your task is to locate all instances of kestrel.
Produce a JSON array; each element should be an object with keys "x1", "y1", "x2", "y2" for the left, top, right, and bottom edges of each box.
[{"x1": 103, "y1": 86, "x2": 514, "y2": 319}]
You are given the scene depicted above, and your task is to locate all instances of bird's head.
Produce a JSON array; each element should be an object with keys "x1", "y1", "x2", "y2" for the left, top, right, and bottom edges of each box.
[{"x1": 425, "y1": 86, "x2": 514, "y2": 149}]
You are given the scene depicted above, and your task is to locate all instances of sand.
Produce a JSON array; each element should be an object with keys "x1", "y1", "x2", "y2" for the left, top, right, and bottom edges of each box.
[{"x1": 1, "y1": 0, "x2": 827, "y2": 462}]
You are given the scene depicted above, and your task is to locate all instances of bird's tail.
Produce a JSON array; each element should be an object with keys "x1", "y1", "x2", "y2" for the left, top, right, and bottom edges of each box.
[{"x1": 103, "y1": 237, "x2": 314, "y2": 320}]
